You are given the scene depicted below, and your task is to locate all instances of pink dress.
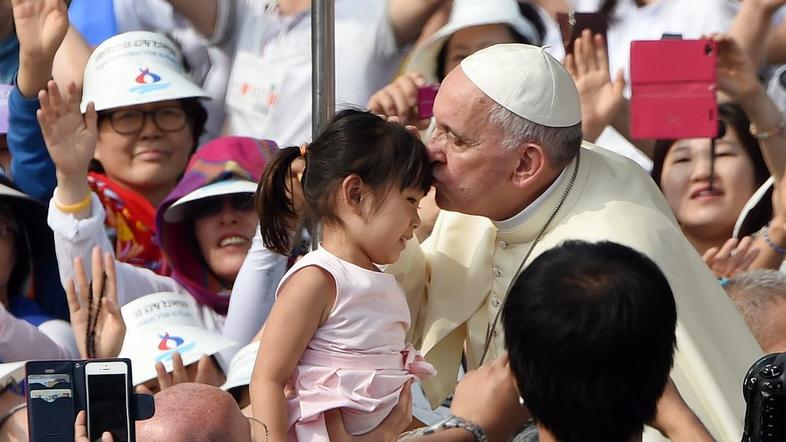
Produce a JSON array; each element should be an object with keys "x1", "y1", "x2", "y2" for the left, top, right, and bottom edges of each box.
[{"x1": 278, "y1": 247, "x2": 435, "y2": 441}]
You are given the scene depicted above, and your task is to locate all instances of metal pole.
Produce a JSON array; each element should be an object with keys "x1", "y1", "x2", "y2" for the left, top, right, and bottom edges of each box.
[
  {"x1": 312, "y1": 0, "x2": 335, "y2": 137},
  {"x1": 310, "y1": 0, "x2": 335, "y2": 250}
]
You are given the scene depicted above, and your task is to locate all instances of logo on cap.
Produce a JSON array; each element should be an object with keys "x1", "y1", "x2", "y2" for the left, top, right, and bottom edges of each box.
[
  {"x1": 155, "y1": 332, "x2": 196, "y2": 362},
  {"x1": 129, "y1": 67, "x2": 171, "y2": 95}
]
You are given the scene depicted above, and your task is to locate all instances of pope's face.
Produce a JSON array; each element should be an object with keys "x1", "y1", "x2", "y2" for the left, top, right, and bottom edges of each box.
[
  {"x1": 427, "y1": 68, "x2": 520, "y2": 219},
  {"x1": 659, "y1": 126, "x2": 757, "y2": 240}
]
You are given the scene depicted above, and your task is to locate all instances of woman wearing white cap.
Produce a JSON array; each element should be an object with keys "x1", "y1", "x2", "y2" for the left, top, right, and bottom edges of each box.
[
  {"x1": 37, "y1": 31, "x2": 209, "y2": 283},
  {"x1": 367, "y1": 0, "x2": 542, "y2": 128}
]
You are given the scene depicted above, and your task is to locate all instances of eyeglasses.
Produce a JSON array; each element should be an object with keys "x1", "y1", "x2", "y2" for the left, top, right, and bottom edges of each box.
[
  {"x1": 103, "y1": 106, "x2": 188, "y2": 135},
  {"x1": 187, "y1": 194, "x2": 255, "y2": 218}
]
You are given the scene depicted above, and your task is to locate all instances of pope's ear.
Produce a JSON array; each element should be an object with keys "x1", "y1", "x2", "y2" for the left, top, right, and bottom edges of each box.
[{"x1": 511, "y1": 143, "x2": 547, "y2": 188}]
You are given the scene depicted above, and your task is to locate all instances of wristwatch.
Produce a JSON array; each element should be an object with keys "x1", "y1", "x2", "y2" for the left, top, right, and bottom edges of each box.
[{"x1": 420, "y1": 415, "x2": 488, "y2": 442}]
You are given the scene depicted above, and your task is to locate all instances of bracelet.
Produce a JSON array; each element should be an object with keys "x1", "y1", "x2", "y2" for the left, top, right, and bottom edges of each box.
[
  {"x1": 54, "y1": 192, "x2": 92, "y2": 214},
  {"x1": 246, "y1": 416, "x2": 269, "y2": 441},
  {"x1": 763, "y1": 223, "x2": 786, "y2": 255},
  {"x1": 749, "y1": 120, "x2": 786, "y2": 140}
]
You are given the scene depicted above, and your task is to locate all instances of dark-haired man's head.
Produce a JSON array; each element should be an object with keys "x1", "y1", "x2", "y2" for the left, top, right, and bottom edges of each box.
[{"x1": 502, "y1": 240, "x2": 677, "y2": 442}]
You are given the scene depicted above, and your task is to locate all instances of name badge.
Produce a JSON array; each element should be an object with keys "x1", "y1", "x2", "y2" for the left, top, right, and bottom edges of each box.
[{"x1": 225, "y1": 51, "x2": 286, "y2": 133}]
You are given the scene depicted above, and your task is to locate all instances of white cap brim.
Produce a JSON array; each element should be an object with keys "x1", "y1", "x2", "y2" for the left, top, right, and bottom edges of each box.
[
  {"x1": 118, "y1": 292, "x2": 236, "y2": 385},
  {"x1": 81, "y1": 31, "x2": 210, "y2": 113},
  {"x1": 221, "y1": 341, "x2": 260, "y2": 392},
  {"x1": 0, "y1": 362, "x2": 25, "y2": 386},
  {"x1": 164, "y1": 180, "x2": 257, "y2": 223},
  {"x1": 119, "y1": 325, "x2": 235, "y2": 386}
]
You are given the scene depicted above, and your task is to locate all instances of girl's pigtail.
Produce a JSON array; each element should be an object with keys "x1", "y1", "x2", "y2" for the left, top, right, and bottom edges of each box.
[{"x1": 256, "y1": 146, "x2": 302, "y2": 255}]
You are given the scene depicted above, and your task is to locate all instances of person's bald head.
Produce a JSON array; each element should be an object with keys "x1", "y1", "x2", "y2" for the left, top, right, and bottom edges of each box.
[{"x1": 136, "y1": 383, "x2": 251, "y2": 442}]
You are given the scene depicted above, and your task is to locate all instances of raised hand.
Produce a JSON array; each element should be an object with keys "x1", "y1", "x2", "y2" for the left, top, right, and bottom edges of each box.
[
  {"x1": 152, "y1": 352, "x2": 226, "y2": 392},
  {"x1": 12, "y1": 0, "x2": 69, "y2": 97},
  {"x1": 367, "y1": 72, "x2": 432, "y2": 130},
  {"x1": 11, "y1": 0, "x2": 68, "y2": 61},
  {"x1": 66, "y1": 247, "x2": 126, "y2": 359},
  {"x1": 564, "y1": 29, "x2": 625, "y2": 143},
  {"x1": 702, "y1": 236, "x2": 760, "y2": 279},
  {"x1": 709, "y1": 34, "x2": 762, "y2": 104},
  {"x1": 37, "y1": 80, "x2": 97, "y2": 192}
]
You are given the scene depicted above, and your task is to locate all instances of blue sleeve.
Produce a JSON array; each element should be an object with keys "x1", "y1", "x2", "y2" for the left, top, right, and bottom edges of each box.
[{"x1": 7, "y1": 84, "x2": 56, "y2": 202}]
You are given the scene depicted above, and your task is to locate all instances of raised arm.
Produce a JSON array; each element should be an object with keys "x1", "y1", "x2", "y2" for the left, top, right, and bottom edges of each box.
[
  {"x1": 712, "y1": 34, "x2": 786, "y2": 182},
  {"x1": 164, "y1": 0, "x2": 221, "y2": 40},
  {"x1": 730, "y1": 0, "x2": 786, "y2": 67},
  {"x1": 387, "y1": 0, "x2": 451, "y2": 47}
]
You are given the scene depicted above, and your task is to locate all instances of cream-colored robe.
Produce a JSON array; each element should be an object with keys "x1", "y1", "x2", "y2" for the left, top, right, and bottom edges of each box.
[{"x1": 390, "y1": 143, "x2": 761, "y2": 441}]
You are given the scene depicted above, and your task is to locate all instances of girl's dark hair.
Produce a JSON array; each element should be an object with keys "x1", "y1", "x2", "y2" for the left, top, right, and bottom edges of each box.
[
  {"x1": 435, "y1": 23, "x2": 537, "y2": 81},
  {"x1": 257, "y1": 108, "x2": 432, "y2": 255}
]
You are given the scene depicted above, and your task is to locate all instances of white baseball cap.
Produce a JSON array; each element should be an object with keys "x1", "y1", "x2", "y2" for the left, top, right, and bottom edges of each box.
[
  {"x1": 163, "y1": 179, "x2": 257, "y2": 223},
  {"x1": 81, "y1": 31, "x2": 210, "y2": 113},
  {"x1": 117, "y1": 292, "x2": 235, "y2": 385},
  {"x1": 460, "y1": 44, "x2": 582, "y2": 127},
  {"x1": 404, "y1": 0, "x2": 540, "y2": 84},
  {"x1": 220, "y1": 341, "x2": 260, "y2": 393}
]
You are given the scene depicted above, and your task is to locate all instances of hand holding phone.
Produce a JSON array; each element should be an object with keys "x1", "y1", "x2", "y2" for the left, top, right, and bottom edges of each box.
[
  {"x1": 85, "y1": 361, "x2": 132, "y2": 442},
  {"x1": 557, "y1": 10, "x2": 608, "y2": 55},
  {"x1": 416, "y1": 84, "x2": 440, "y2": 120}
]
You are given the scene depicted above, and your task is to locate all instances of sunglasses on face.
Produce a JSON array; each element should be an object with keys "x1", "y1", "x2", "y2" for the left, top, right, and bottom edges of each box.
[
  {"x1": 186, "y1": 194, "x2": 255, "y2": 219},
  {"x1": 102, "y1": 106, "x2": 188, "y2": 135}
]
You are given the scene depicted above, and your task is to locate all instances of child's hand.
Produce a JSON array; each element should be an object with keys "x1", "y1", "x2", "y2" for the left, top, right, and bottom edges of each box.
[
  {"x1": 65, "y1": 247, "x2": 125, "y2": 359},
  {"x1": 37, "y1": 80, "x2": 97, "y2": 181},
  {"x1": 152, "y1": 353, "x2": 226, "y2": 392}
]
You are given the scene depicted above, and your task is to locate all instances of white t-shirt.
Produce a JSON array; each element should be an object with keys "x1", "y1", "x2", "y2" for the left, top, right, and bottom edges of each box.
[{"x1": 216, "y1": 0, "x2": 405, "y2": 146}]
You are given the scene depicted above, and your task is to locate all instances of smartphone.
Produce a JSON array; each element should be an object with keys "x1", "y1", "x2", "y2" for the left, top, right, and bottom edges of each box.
[
  {"x1": 557, "y1": 11, "x2": 608, "y2": 55},
  {"x1": 416, "y1": 84, "x2": 440, "y2": 119},
  {"x1": 26, "y1": 362, "x2": 76, "y2": 442},
  {"x1": 629, "y1": 38, "x2": 718, "y2": 140},
  {"x1": 85, "y1": 361, "x2": 131, "y2": 442}
]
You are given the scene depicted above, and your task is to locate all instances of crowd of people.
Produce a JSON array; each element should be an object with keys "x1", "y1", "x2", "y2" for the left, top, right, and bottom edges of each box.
[{"x1": 2, "y1": 0, "x2": 786, "y2": 441}]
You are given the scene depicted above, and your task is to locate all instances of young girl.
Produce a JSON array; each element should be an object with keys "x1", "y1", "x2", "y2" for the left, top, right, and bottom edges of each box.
[{"x1": 250, "y1": 109, "x2": 435, "y2": 441}]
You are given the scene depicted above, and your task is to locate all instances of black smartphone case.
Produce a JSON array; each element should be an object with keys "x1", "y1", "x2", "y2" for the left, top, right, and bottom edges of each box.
[{"x1": 25, "y1": 359, "x2": 155, "y2": 442}]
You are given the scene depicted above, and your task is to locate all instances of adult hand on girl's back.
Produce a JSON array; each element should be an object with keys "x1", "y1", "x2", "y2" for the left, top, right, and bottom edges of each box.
[
  {"x1": 37, "y1": 80, "x2": 98, "y2": 182},
  {"x1": 325, "y1": 380, "x2": 413, "y2": 441},
  {"x1": 65, "y1": 246, "x2": 125, "y2": 359},
  {"x1": 701, "y1": 236, "x2": 759, "y2": 279}
]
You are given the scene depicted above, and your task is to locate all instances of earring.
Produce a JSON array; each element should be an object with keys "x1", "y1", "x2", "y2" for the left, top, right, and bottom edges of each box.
[{"x1": 519, "y1": 396, "x2": 526, "y2": 406}]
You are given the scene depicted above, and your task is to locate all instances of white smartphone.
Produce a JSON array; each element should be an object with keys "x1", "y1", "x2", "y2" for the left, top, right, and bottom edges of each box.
[{"x1": 84, "y1": 361, "x2": 131, "y2": 442}]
